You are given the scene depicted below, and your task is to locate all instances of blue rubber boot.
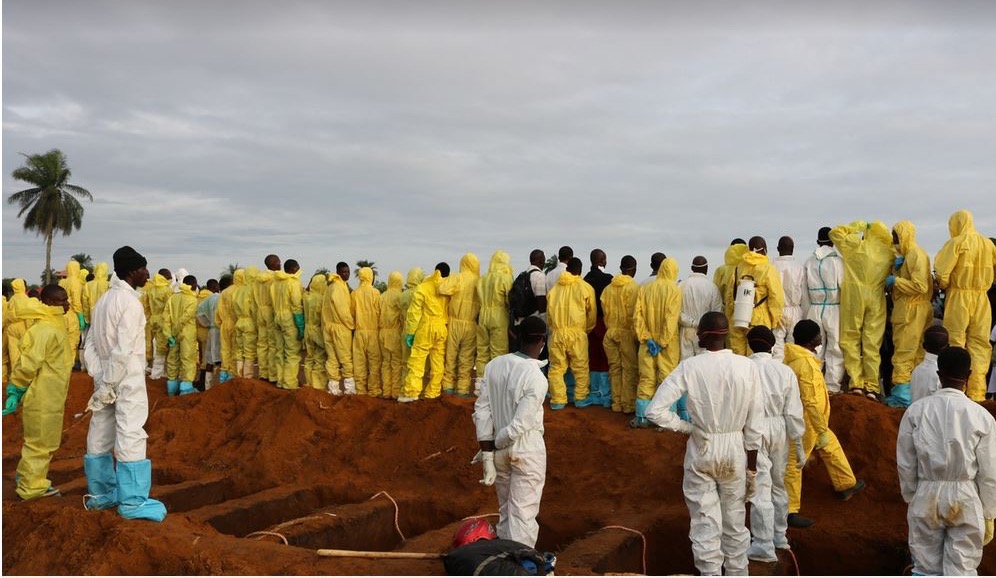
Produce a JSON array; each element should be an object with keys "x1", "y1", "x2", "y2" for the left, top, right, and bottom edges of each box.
[
  {"x1": 166, "y1": 380, "x2": 180, "y2": 396},
  {"x1": 116, "y1": 459, "x2": 167, "y2": 522},
  {"x1": 885, "y1": 383, "x2": 911, "y2": 408},
  {"x1": 219, "y1": 371, "x2": 231, "y2": 383},
  {"x1": 594, "y1": 372, "x2": 613, "y2": 408},
  {"x1": 179, "y1": 381, "x2": 196, "y2": 396},
  {"x1": 629, "y1": 398, "x2": 651, "y2": 428},
  {"x1": 83, "y1": 454, "x2": 119, "y2": 510},
  {"x1": 565, "y1": 370, "x2": 576, "y2": 404}
]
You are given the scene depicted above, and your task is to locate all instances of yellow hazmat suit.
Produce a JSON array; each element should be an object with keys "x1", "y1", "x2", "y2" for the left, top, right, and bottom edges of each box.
[
  {"x1": 196, "y1": 288, "x2": 213, "y2": 370},
  {"x1": 140, "y1": 281, "x2": 153, "y2": 363},
  {"x1": 402, "y1": 270, "x2": 458, "y2": 399},
  {"x1": 351, "y1": 267, "x2": 382, "y2": 396},
  {"x1": 253, "y1": 268, "x2": 276, "y2": 381},
  {"x1": 714, "y1": 244, "x2": 749, "y2": 309},
  {"x1": 146, "y1": 273, "x2": 174, "y2": 374},
  {"x1": 601, "y1": 272, "x2": 640, "y2": 413},
  {"x1": 303, "y1": 274, "x2": 328, "y2": 390},
  {"x1": 2, "y1": 296, "x2": 8, "y2": 384},
  {"x1": 476, "y1": 251, "x2": 513, "y2": 380},
  {"x1": 443, "y1": 253, "x2": 481, "y2": 395},
  {"x1": 547, "y1": 271, "x2": 597, "y2": 406},
  {"x1": 723, "y1": 249, "x2": 785, "y2": 356},
  {"x1": 82, "y1": 262, "x2": 110, "y2": 325},
  {"x1": 379, "y1": 272, "x2": 404, "y2": 398},
  {"x1": 10, "y1": 298, "x2": 72, "y2": 500},
  {"x1": 271, "y1": 269, "x2": 303, "y2": 389},
  {"x1": 934, "y1": 210, "x2": 996, "y2": 401},
  {"x1": 233, "y1": 269, "x2": 257, "y2": 376},
  {"x1": 400, "y1": 268, "x2": 425, "y2": 386},
  {"x1": 59, "y1": 261, "x2": 84, "y2": 367},
  {"x1": 634, "y1": 258, "x2": 682, "y2": 402},
  {"x1": 783, "y1": 343, "x2": 858, "y2": 513},
  {"x1": 162, "y1": 283, "x2": 199, "y2": 382},
  {"x1": 215, "y1": 275, "x2": 239, "y2": 378},
  {"x1": 890, "y1": 221, "x2": 933, "y2": 385},
  {"x1": 322, "y1": 274, "x2": 355, "y2": 386},
  {"x1": 830, "y1": 221, "x2": 894, "y2": 394},
  {"x1": 5, "y1": 279, "x2": 34, "y2": 375}
]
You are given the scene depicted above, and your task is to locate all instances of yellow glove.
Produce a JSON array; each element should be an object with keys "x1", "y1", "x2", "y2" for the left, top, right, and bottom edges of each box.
[
  {"x1": 814, "y1": 430, "x2": 831, "y2": 451},
  {"x1": 985, "y1": 518, "x2": 994, "y2": 546}
]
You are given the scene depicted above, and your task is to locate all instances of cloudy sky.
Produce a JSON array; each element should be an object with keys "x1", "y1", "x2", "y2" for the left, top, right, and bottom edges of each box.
[{"x1": 3, "y1": 1, "x2": 995, "y2": 285}]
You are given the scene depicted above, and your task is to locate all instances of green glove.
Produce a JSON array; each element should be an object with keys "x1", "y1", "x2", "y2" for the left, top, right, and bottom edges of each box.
[
  {"x1": 405, "y1": 334, "x2": 415, "y2": 348},
  {"x1": 77, "y1": 313, "x2": 87, "y2": 330},
  {"x1": 293, "y1": 313, "x2": 305, "y2": 340},
  {"x1": 3, "y1": 384, "x2": 28, "y2": 416},
  {"x1": 167, "y1": 336, "x2": 177, "y2": 347}
]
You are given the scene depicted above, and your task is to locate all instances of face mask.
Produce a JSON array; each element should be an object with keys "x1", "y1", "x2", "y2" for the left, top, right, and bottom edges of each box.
[{"x1": 815, "y1": 344, "x2": 824, "y2": 358}]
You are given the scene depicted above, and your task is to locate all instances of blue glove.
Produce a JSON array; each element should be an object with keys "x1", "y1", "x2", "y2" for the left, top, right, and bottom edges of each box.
[
  {"x1": 167, "y1": 336, "x2": 177, "y2": 347},
  {"x1": 293, "y1": 313, "x2": 305, "y2": 340},
  {"x1": 646, "y1": 338, "x2": 660, "y2": 357},
  {"x1": 886, "y1": 275, "x2": 896, "y2": 289},
  {"x1": 894, "y1": 255, "x2": 905, "y2": 269},
  {"x1": 405, "y1": 334, "x2": 415, "y2": 348},
  {"x1": 77, "y1": 313, "x2": 87, "y2": 330},
  {"x1": 3, "y1": 384, "x2": 28, "y2": 416}
]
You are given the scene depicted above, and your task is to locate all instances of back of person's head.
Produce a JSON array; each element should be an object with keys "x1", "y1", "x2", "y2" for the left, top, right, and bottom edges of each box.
[
  {"x1": 923, "y1": 325, "x2": 949, "y2": 354},
  {"x1": 691, "y1": 256, "x2": 708, "y2": 273},
  {"x1": 777, "y1": 236, "x2": 794, "y2": 256},
  {"x1": 566, "y1": 257, "x2": 583, "y2": 275},
  {"x1": 730, "y1": 238, "x2": 746, "y2": 246},
  {"x1": 517, "y1": 315, "x2": 547, "y2": 345},
  {"x1": 558, "y1": 246, "x2": 574, "y2": 263},
  {"x1": 182, "y1": 275, "x2": 197, "y2": 287},
  {"x1": 40, "y1": 284, "x2": 67, "y2": 305},
  {"x1": 158, "y1": 268, "x2": 172, "y2": 279},
  {"x1": 937, "y1": 346, "x2": 972, "y2": 385},
  {"x1": 219, "y1": 275, "x2": 233, "y2": 290},
  {"x1": 620, "y1": 255, "x2": 637, "y2": 273},
  {"x1": 746, "y1": 325, "x2": 775, "y2": 353},
  {"x1": 87, "y1": 272, "x2": 96, "y2": 282},
  {"x1": 206, "y1": 279, "x2": 220, "y2": 292},
  {"x1": 793, "y1": 319, "x2": 821, "y2": 346},
  {"x1": 748, "y1": 236, "x2": 768, "y2": 255},
  {"x1": 436, "y1": 262, "x2": 450, "y2": 277},
  {"x1": 650, "y1": 252, "x2": 666, "y2": 272},
  {"x1": 699, "y1": 311, "x2": 728, "y2": 333},
  {"x1": 817, "y1": 227, "x2": 833, "y2": 246},
  {"x1": 529, "y1": 249, "x2": 545, "y2": 266},
  {"x1": 590, "y1": 248, "x2": 606, "y2": 267},
  {"x1": 284, "y1": 259, "x2": 300, "y2": 273}
]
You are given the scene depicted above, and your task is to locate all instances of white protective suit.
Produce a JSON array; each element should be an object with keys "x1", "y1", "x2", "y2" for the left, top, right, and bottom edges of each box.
[
  {"x1": 84, "y1": 276, "x2": 151, "y2": 461},
  {"x1": 772, "y1": 255, "x2": 810, "y2": 360},
  {"x1": 804, "y1": 245, "x2": 845, "y2": 392},
  {"x1": 746, "y1": 352, "x2": 806, "y2": 562},
  {"x1": 646, "y1": 349, "x2": 764, "y2": 576},
  {"x1": 473, "y1": 352, "x2": 549, "y2": 548},
  {"x1": 897, "y1": 388, "x2": 996, "y2": 576},
  {"x1": 909, "y1": 352, "x2": 940, "y2": 404},
  {"x1": 678, "y1": 273, "x2": 723, "y2": 361}
]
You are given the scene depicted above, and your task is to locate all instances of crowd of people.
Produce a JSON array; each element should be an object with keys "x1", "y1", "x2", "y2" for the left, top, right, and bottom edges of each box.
[{"x1": 2, "y1": 208, "x2": 995, "y2": 575}]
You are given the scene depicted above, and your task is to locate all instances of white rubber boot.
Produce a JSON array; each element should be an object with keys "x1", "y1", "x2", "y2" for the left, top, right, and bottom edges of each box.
[
  {"x1": 150, "y1": 354, "x2": 166, "y2": 380},
  {"x1": 204, "y1": 371, "x2": 214, "y2": 391},
  {"x1": 474, "y1": 377, "x2": 485, "y2": 397},
  {"x1": 236, "y1": 360, "x2": 245, "y2": 378},
  {"x1": 342, "y1": 377, "x2": 357, "y2": 395},
  {"x1": 327, "y1": 380, "x2": 342, "y2": 396}
]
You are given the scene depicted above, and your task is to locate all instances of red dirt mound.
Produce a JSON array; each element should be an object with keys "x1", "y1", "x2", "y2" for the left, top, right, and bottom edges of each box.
[{"x1": 3, "y1": 373, "x2": 995, "y2": 575}]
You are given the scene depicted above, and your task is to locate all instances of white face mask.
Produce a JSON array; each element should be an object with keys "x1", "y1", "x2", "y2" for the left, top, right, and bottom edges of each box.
[{"x1": 815, "y1": 344, "x2": 824, "y2": 358}]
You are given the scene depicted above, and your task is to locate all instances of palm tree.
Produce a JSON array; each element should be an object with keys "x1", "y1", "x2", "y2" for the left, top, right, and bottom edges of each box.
[
  {"x1": 544, "y1": 253, "x2": 559, "y2": 273},
  {"x1": 355, "y1": 259, "x2": 378, "y2": 281},
  {"x1": 71, "y1": 252, "x2": 94, "y2": 272},
  {"x1": 313, "y1": 267, "x2": 331, "y2": 278},
  {"x1": 8, "y1": 150, "x2": 94, "y2": 284},
  {"x1": 221, "y1": 263, "x2": 240, "y2": 279}
]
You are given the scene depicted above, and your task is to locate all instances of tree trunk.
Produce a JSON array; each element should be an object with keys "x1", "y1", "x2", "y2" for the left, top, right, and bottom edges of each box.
[{"x1": 45, "y1": 228, "x2": 53, "y2": 285}]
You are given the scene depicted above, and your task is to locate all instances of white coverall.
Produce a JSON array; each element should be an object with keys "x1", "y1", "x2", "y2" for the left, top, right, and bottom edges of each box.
[
  {"x1": 897, "y1": 388, "x2": 996, "y2": 576},
  {"x1": 772, "y1": 255, "x2": 810, "y2": 360},
  {"x1": 84, "y1": 276, "x2": 151, "y2": 461},
  {"x1": 746, "y1": 352, "x2": 805, "y2": 562},
  {"x1": 473, "y1": 352, "x2": 549, "y2": 548},
  {"x1": 909, "y1": 352, "x2": 940, "y2": 404},
  {"x1": 804, "y1": 246, "x2": 845, "y2": 392},
  {"x1": 646, "y1": 349, "x2": 764, "y2": 576},
  {"x1": 678, "y1": 273, "x2": 723, "y2": 361}
]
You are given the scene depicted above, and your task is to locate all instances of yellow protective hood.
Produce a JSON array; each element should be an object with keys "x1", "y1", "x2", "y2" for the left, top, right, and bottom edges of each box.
[
  {"x1": 742, "y1": 250, "x2": 770, "y2": 267},
  {"x1": 16, "y1": 297, "x2": 62, "y2": 321},
  {"x1": 725, "y1": 244, "x2": 748, "y2": 267},
  {"x1": 179, "y1": 283, "x2": 196, "y2": 297},
  {"x1": 894, "y1": 220, "x2": 917, "y2": 255},
  {"x1": 460, "y1": 252, "x2": 480, "y2": 276},
  {"x1": 198, "y1": 288, "x2": 213, "y2": 299},
  {"x1": 153, "y1": 273, "x2": 171, "y2": 288},
  {"x1": 94, "y1": 262, "x2": 109, "y2": 281},
  {"x1": 256, "y1": 269, "x2": 274, "y2": 284},
  {"x1": 234, "y1": 269, "x2": 246, "y2": 286},
  {"x1": 406, "y1": 267, "x2": 425, "y2": 290},
  {"x1": 65, "y1": 260, "x2": 80, "y2": 278},
  {"x1": 488, "y1": 250, "x2": 512, "y2": 276},
  {"x1": 783, "y1": 342, "x2": 814, "y2": 365},
  {"x1": 246, "y1": 266, "x2": 259, "y2": 283},
  {"x1": 948, "y1": 209, "x2": 974, "y2": 238},
  {"x1": 557, "y1": 271, "x2": 580, "y2": 287},
  {"x1": 610, "y1": 273, "x2": 634, "y2": 287},
  {"x1": 309, "y1": 274, "x2": 327, "y2": 294},
  {"x1": 358, "y1": 267, "x2": 374, "y2": 285},
  {"x1": 12, "y1": 279, "x2": 26, "y2": 295},
  {"x1": 276, "y1": 269, "x2": 302, "y2": 282},
  {"x1": 79, "y1": 268, "x2": 90, "y2": 282},
  {"x1": 388, "y1": 271, "x2": 404, "y2": 291},
  {"x1": 657, "y1": 257, "x2": 678, "y2": 282}
]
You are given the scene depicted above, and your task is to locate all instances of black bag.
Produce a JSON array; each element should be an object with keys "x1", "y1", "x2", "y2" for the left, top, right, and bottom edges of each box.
[
  {"x1": 508, "y1": 270, "x2": 538, "y2": 320},
  {"x1": 443, "y1": 539, "x2": 547, "y2": 576}
]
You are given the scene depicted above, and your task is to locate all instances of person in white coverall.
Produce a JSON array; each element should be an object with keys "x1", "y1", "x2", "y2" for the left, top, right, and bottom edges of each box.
[
  {"x1": 804, "y1": 227, "x2": 846, "y2": 393},
  {"x1": 82, "y1": 246, "x2": 167, "y2": 522},
  {"x1": 646, "y1": 311, "x2": 764, "y2": 576},
  {"x1": 678, "y1": 256, "x2": 723, "y2": 361},
  {"x1": 472, "y1": 315, "x2": 549, "y2": 548},
  {"x1": 772, "y1": 236, "x2": 809, "y2": 360},
  {"x1": 744, "y1": 326, "x2": 806, "y2": 563},
  {"x1": 897, "y1": 346, "x2": 995, "y2": 576}
]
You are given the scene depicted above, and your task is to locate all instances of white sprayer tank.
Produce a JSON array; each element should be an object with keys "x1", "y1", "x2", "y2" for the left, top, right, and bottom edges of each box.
[{"x1": 733, "y1": 276, "x2": 756, "y2": 329}]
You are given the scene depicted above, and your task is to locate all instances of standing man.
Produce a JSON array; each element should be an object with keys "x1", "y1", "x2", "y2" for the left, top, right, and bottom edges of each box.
[
  {"x1": 472, "y1": 316, "x2": 549, "y2": 548},
  {"x1": 713, "y1": 239, "x2": 748, "y2": 308},
  {"x1": 645, "y1": 311, "x2": 763, "y2": 576},
  {"x1": 644, "y1": 252, "x2": 667, "y2": 286},
  {"x1": 233, "y1": 268, "x2": 258, "y2": 379},
  {"x1": 351, "y1": 266, "x2": 382, "y2": 396},
  {"x1": 584, "y1": 249, "x2": 614, "y2": 407},
  {"x1": 145, "y1": 269, "x2": 173, "y2": 379},
  {"x1": 195, "y1": 279, "x2": 221, "y2": 390},
  {"x1": 934, "y1": 209, "x2": 996, "y2": 402},
  {"x1": 399, "y1": 268, "x2": 425, "y2": 389},
  {"x1": 323, "y1": 264, "x2": 355, "y2": 395},
  {"x1": 724, "y1": 237, "x2": 784, "y2": 356},
  {"x1": 546, "y1": 258, "x2": 596, "y2": 409},
  {"x1": 303, "y1": 273, "x2": 328, "y2": 390},
  {"x1": 601, "y1": 255, "x2": 640, "y2": 414},
  {"x1": 379, "y1": 271, "x2": 404, "y2": 398},
  {"x1": 476, "y1": 251, "x2": 513, "y2": 395},
  {"x1": 215, "y1": 273, "x2": 238, "y2": 383},
  {"x1": 546, "y1": 246, "x2": 573, "y2": 292},
  {"x1": 82, "y1": 262, "x2": 110, "y2": 329},
  {"x1": 772, "y1": 237, "x2": 809, "y2": 360},
  {"x1": 678, "y1": 256, "x2": 723, "y2": 361},
  {"x1": 254, "y1": 255, "x2": 280, "y2": 382},
  {"x1": 59, "y1": 259, "x2": 85, "y2": 370},
  {"x1": 443, "y1": 253, "x2": 481, "y2": 397},
  {"x1": 400, "y1": 263, "x2": 458, "y2": 402},
  {"x1": 271, "y1": 259, "x2": 304, "y2": 390},
  {"x1": 162, "y1": 275, "x2": 199, "y2": 396},
  {"x1": 632, "y1": 257, "x2": 682, "y2": 427},
  {"x1": 885, "y1": 220, "x2": 933, "y2": 407},
  {"x1": 898, "y1": 346, "x2": 995, "y2": 575},
  {"x1": 804, "y1": 227, "x2": 846, "y2": 393},
  {"x1": 82, "y1": 246, "x2": 166, "y2": 522}
]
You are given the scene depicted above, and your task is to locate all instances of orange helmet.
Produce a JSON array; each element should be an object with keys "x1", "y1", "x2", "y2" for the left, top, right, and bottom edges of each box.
[{"x1": 451, "y1": 518, "x2": 497, "y2": 548}]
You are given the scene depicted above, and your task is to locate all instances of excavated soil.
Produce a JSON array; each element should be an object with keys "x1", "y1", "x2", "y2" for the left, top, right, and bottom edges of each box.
[{"x1": 3, "y1": 372, "x2": 995, "y2": 576}]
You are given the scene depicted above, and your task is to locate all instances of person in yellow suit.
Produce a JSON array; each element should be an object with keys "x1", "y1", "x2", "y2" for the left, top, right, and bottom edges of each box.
[
  {"x1": 714, "y1": 239, "x2": 748, "y2": 308},
  {"x1": 547, "y1": 258, "x2": 597, "y2": 410},
  {"x1": 601, "y1": 255, "x2": 640, "y2": 414},
  {"x1": 724, "y1": 237, "x2": 785, "y2": 356},
  {"x1": 303, "y1": 273, "x2": 328, "y2": 390},
  {"x1": 322, "y1": 266, "x2": 355, "y2": 395},
  {"x1": 5, "y1": 279, "x2": 35, "y2": 379},
  {"x1": 884, "y1": 221, "x2": 933, "y2": 407},
  {"x1": 379, "y1": 271, "x2": 404, "y2": 399},
  {"x1": 255, "y1": 255, "x2": 281, "y2": 382},
  {"x1": 58, "y1": 260, "x2": 85, "y2": 369},
  {"x1": 400, "y1": 267, "x2": 425, "y2": 388},
  {"x1": 233, "y1": 268, "x2": 257, "y2": 378},
  {"x1": 146, "y1": 269, "x2": 174, "y2": 379},
  {"x1": 784, "y1": 319, "x2": 865, "y2": 528},
  {"x1": 632, "y1": 257, "x2": 682, "y2": 426},
  {"x1": 351, "y1": 267, "x2": 382, "y2": 396},
  {"x1": 476, "y1": 251, "x2": 513, "y2": 396},
  {"x1": 443, "y1": 253, "x2": 481, "y2": 397},
  {"x1": 830, "y1": 220, "x2": 893, "y2": 398},
  {"x1": 2, "y1": 291, "x2": 8, "y2": 385},
  {"x1": 82, "y1": 262, "x2": 110, "y2": 326},
  {"x1": 162, "y1": 275, "x2": 199, "y2": 396},
  {"x1": 400, "y1": 263, "x2": 458, "y2": 402},
  {"x1": 215, "y1": 274, "x2": 238, "y2": 382},
  {"x1": 934, "y1": 209, "x2": 996, "y2": 402},
  {"x1": 271, "y1": 259, "x2": 304, "y2": 390},
  {"x1": 3, "y1": 285, "x2": 72, "y2": 500}
]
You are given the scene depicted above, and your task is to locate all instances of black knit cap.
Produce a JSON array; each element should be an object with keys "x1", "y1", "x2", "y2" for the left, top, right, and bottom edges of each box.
[{"x1": 113, "y1": 246, "x2": 147, "y2": 280}]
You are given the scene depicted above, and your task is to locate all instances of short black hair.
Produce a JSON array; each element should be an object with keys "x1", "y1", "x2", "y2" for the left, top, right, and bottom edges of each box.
[
  {"x1": 285, "y1": 259, "x2": 300, "y2": 273},
  {"x1": 336, "y1": 262, "x2": 349, "y2": 271},
  {"x1": 436, "y1": 262, "x2": 450, "y2": 277},
  {"x1": 206, "y1": 279, "x2": 220, "y2": 291},
  {"x1": 558, "y1": 246, "x2": 574, "y2": 262},
  {"x1": 517, "y1": 316, "x2": 547, "y2": 345},
  {"x1": 793, "y1": 319, "x2": 820, "y2": 345},
  {"x1": 219, "y1": 275, "x2": 233, "y2": 290},
  {"x1": 566, "y1": 257, "x2": 583, "y2": 275},
  {"x1": 40, "y1": 284, "x2": 67, "y2": 303},
  {"x1": 182, "y1": 275, "x2": 197, "y2": 287},
  {"x1": 746, "y1": 325, "x2": 775, "y2": 353},
  {"x1": 620, "y1": 255, "x2": 637, "y2": 271},
  {"x1": 730, "y1": 238, "x2": 746, "y2": 246},
  {"x1": 938, "y1": 346, "x2": 971, "y2": 381},
  {"x1": 923, "y1": 325, "x2": 949, "y2": 354}
]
